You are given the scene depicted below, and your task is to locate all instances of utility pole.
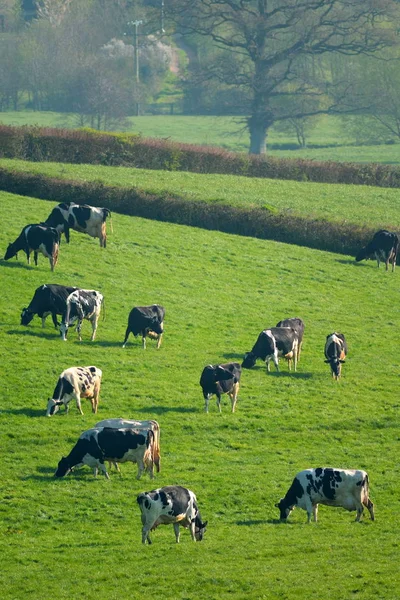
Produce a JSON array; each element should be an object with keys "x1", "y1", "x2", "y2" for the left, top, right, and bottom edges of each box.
[{"x1": 127, "y1": 19, "x2": 143, "y2": 115}]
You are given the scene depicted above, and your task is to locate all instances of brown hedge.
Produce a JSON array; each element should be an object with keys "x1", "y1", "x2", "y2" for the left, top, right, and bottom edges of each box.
[
  {"x1": 0, "y1": 124, "x2": 400, "y2": 187},
  {"x1": 0, "y1": 167, "x2": 377, "y2": 257}
]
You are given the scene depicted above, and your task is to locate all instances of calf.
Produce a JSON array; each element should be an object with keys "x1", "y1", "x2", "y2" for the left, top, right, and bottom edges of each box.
[
  {"x1": 122, "y1": 304, "x2": 165, "y2": 349},
  {"x1": 137, "y1": 486, "x2": 207, "y2": 544},
  {"x1": 200, "y1": 362, "x2": 241, "y2": 413},
  {"x1": 356, "y1": 229, "x2": 399, "y2": 271},
  {"x1": 242, "y1": 327, "x2": 299, "y2": 372},
  {"x1": 21, "y1": 284, "x2": 78, "y2": 328},
  {"x1": 324, "y1": 332, "x2": 347, "y2": 380},
  {"x1": 276, "y1": 317, "x2": 305, "y2": 362},
  {"x1": 60, "y1": 289, "x2": 104, "y2": 341},
  {"x1": 44, "y1": 202, "x2": 112, "y2": 247},
  {"x1": 46, "y1": 366, "x2": 102, "y2": 416},
  {"x1": 4, "y1": 224, "x2": 60, "y2": 271},
  {"x1": 275, "y1": 467, "x2": 375, "y2": 523},
  {"x1": 54, "y1": 427, "x2": 154, "y2": 479},
  {"x1": 94, "y1": 418, "x2": 161, "y2": 476}
]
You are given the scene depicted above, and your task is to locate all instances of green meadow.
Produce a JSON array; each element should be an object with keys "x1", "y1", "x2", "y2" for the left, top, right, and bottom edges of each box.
[
  {"x1": 1, "y1": 158, "x2": 400, "y2": 229},
  {"x1": 0, "y1": 111, "x2": 399, "y2": 164},
  {"x1": 0, "y1": 191, "x2": 399, "y2": 599}
]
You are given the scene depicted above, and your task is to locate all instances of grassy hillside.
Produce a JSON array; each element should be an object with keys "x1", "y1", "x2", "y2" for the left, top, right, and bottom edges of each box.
[
  {"x1": 0, "y1": 111, "x2": 398, "y2": 164},
  {"x1": 1, "y1": 191, "x2": 399, "y2": 599},
  {"x1": 1, "y1": 158, "x2": 400, "y2": 230}
]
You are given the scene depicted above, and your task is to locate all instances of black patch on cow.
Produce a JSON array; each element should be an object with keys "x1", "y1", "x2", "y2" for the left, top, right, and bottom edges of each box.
[
  {"x1": 52, "y1": 376, "x2": 73, "y2": 401},
  {"x1": 320, "y1": 468, "x2": 342, "y2": 500},
  {"x1": 55, "y1": 435, "x2": 101, "y2": 477},
  {"x1": 72, "y1": 206, "x2": 92, "y2": 229},
  {"x1": 315, "y1": 467, "x2": 323, "y2": 477},
  {"x1": 163, "y1": 486, "x2": 192, "y2": 517},
  {"x1": 21, "y1": 284, "x2": 78, "y2": 326},
  {"x1": 89, "y1": 367, "x2": 96, "y2": 374},
  {"x1": 96, "y1": 428, "x2": 146, "y2": 460},
  {"x1": 285, "y1": 476, "x2": 304, "y2": 505}
]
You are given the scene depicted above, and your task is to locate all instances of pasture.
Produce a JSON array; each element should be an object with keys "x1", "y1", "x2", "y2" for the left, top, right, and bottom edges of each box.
[
  {"x1": 2, "y1": 158, "x2": 400, "y2": 229},
  {"x1": 0, "y1": 191, "x2": 399, "y2": 599},
  {"x1": 0, "y1": 111, "x2": 399, "y2": 164}
]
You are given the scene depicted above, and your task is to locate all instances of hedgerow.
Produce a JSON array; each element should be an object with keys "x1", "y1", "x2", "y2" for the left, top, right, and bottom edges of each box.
[
  {"x1": 1, "y1": 125, "x2": 400, "y2": 187},
  {"x1": 0, "y1": 167, "x2": 376, "y2": 256}
]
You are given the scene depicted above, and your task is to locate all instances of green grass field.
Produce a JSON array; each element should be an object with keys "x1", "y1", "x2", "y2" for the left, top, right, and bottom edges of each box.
[
  {"x1": 1, "y1": 111, "x2": 399, "y2": 164},
  {"x1": 1, "y1": 158, "x2": 400, "y2": 230},
  {"x1": 1, "y1": 191, "x2": 399, "y2": 599}
]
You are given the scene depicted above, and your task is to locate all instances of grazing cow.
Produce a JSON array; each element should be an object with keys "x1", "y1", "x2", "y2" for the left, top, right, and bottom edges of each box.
[
  {"x1": 54, "y1": 427, "x2": 154, "y2": 479},
  {"x1": 356, "y1": 229, "x2": 399, "y2": 271},
  {"x1": 137, "y1": 486, "x2": 207, "y2": 544},
  {"x1": 242, "y1": 327, "x2": 299, "y2": 372},
  {"x1": 46, "y1": 366, "x2": 102, "y2": 416},
  {"x1": 21, "y1": 284, "x2": 78, "y2": 328},
  {"x1": 199, "y1": 362, "x2": 241, "y2": 413},
  {"x1": 60, "y1": 289, "x2": 104, "y2": 341},
  {"x1": 122, "y1": 305, "x2": 165, "y2": 349},
  {"x1": 94, "y1": 418, "x2": 161, "y2": 475},
  {"x1": 4, "y1": 224, "x2": 60, "y2": 271},
  {"x1": 275, "y1": 467, "x2": 375, "y2": 523},
  {"x1": 276, "y1": 317, "x2": 305, "y2": 362},
  {"x1": 44, "y1": 202, "x2": 112, "y2": 247},
  {"x1": 324, "y1": 332, "x2": 347, "y2": 380}
]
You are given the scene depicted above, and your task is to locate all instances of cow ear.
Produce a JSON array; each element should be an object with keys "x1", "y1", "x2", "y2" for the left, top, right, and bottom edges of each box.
[
  {"x1": 324, "y1": 359, "x2": 330, "y2": 363},
  {"x1": 202, "y1": 520, "x2": 208, "y2": 527},
  {"x1": 274, "y1": 503, "x2": 280, "y2": 508}
]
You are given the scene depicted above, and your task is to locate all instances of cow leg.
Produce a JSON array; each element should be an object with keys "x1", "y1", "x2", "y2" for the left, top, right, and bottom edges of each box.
[
  {"x1": 312, "y1": 505, "x2": 318, "y2": 523},
  {"x1": 122, "y1": 327, "x2": 131, "y2": 348},
  {"x1": 156, "y1": 333, "x2": 163, "y2": 349},
  {"x1": 136, "y1": 460, "x2": 145, "y2": 480},
  {"x1": 74, "y1": 394, "x2": 84, "y2": 415},
  {"x1": 204, "y1": 393, "x2": 211, "y2": 413},
  {"x1": 355, "y1": 504, "x2": 364, "y2": 522},
  {"x1": 216, "y1": 393, "x2": 222, "y2": 413},
  {"x1": 34, "y1": 250, "x2": 39, "y2": 266},
  {"x1": 141, "y1": 526, "x2": 152, "y2": 544},
  {"x1": 365, "y1": 498, "x2": 375, "y2": 521},
  {"x1": 230, "y1": 384, "x2": 239, "y2": 412},
  {"x1": 142, "y1": 332, "x2": 147, "y2": 349},
  {"x1": 25, "y1": 249, "x2": 31, "y2": 264},
  {"x1": 51, "y1": 312, "x2": 59, "y2": 328},
  {"x1": 273, "y1": 351, "x2": 280, "y2": 372},
  {"x1": 97, "y1": 462, "x2": 109, "y2": 479},
  {"x1": 189, "y1": 520, "x2": 196, "y2": 542},
  {"x1": 90, "y1": 316, "x2": 98, "y2": 341},
  {"x1": 173, "y1": 522, "x2": 181, "y2": 543}
]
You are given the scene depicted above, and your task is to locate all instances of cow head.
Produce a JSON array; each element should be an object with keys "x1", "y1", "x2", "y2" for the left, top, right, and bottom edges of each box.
[
  {"x1": 54, "y1": 457, "x2": 71, "y2": 477},
  {"x1": 20, "y1": 308, "x2": 34, "y2": 326},
  {"x1": 275, "y1": 499, "x2": 293, "y2": 521},
  {"x1": 242, "y1": 352, "x2": 257, "y2": 369},
  {"x1": 325, "y1": 358, "x2": 345, "y2": 379},
  {"x1": 46, "y1": 398, "x2": 63, "y2": 417},
  {"x1": 215, "y1": 365, "x2": 236, "y2": 383},
  {"x1": 194, "y1": 515, "x2": 208, "y2": 541},
  {"x1": 147, "y1": 317, "x2": 163, "y2": 335},
  {"x1": 4, "y1": 242, "x2": 17, "y2": 261},
  {"x1": 59, "y1": 322, "x2": 69, "y2": 340}
]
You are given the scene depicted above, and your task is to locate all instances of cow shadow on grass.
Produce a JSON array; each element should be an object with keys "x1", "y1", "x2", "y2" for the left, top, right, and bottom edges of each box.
[
  {"x1": 6, "y1": 329, "x2": 58, "y2": 340},
  {"x1": 335, "y1": 258, "x2": 368, "y2": 266},
  {"x1": 0, "y1": 407, "x2": 44, "y2": 417},
  {"x1": 267, "y1": 371, "x2": 313, "y2": 379},
  {"x1": 236, "y1": 518, "x2": 285, "y2": 526},
  {"x1": 0, "y1": 260, "x2": 35, "y2": 271},
  {"x1": 221, "y1": 352, "x2": 246, "y2": 361}
]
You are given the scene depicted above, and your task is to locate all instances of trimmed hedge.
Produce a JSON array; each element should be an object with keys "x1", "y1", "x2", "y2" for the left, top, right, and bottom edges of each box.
[
  {"x1": 0, "y1": 167, "x2": 377, "y2": 257},
  {"x1": 1, "y1": 124, "x2": 400, "y2": 187}
]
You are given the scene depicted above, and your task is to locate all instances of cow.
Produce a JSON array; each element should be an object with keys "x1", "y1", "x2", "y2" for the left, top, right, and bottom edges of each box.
[
  {"x1": 4, "y1": 224, "x2": 60, "y2": 271},
  {"x1": 276, "y1": 317, "x2": 305, "y2": 362},
  {"x1": 54, "y1": 427, "x2": 154, "y2": 480},
  {"x1": 122, "y1": 305, "x2": 165, "y2": 349},
  {"x1": 60, "y1": 289, "x2": 104, "y2": 341},
  {"x1": 242, "y1": 327, "x2": 299, "y2": 372},
  {"x1": 275, "y1": 467, "x2": 375, "y2": 523},
  {"x1": 356, "y1": 229, "x2": 399, "y2": 271},
  {"x1": 324, "y1": 332, "x2": 347, "y2": 380},
  {"x1": 44, "y1": 202, "x2": 112, "y2": 247},
  {"x1": 137, "y1": 486, "x2": 207, "y2": 544},
  {"x1": 94, "y1": 418, "x2": 161, "y2": 476},
  {"x1": 21, "y1": 284, "x2": 79, "y2": 329},
  {"x1": 199, "y1": 362, "x2": 241, "y2": 413},
  {"x1": 46, "y1": 366, "x2": 102, "y2": 416}
]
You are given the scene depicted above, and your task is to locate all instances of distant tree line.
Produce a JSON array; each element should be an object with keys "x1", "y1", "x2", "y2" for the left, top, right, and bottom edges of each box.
[{"x1": 0, "y1": 0, "x2": 399, "y2": 153}]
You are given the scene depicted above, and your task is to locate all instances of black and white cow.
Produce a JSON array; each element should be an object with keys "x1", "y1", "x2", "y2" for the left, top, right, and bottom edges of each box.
[
  {"x1": 54, "y1": 427, "x2": 154, "y2": 479},
  {"x1": 137, "y1": 486, "x2": 207, "y2": 544},
  {"x1": 21, "y1": 284, "x2": 78, "y2": 328},
  {"x1": 356, "y1": 229, "x2": 399, "y2": 271},
  {"x1": 324, "y1": 332, "x2": 348, "y2": 380},
  {"x1": 94, "y1": 418, "x2": 161, "y2": 476},
  {"x1": 276, "y1": 317, "x2": 305, "y2": 362},
  {"x1": 200, "y1": 362, "x2": 241, "y2": 413},
  {"x1": 122, "y1": 305, "x2": 165, "y2": 349},
  {"x1": 275, "y1": 467, "x2": 375, "y2": 523},
  {"x1": 44, "y1": 202, "x2": 112, "y2": 247},
  {"x1": 46, "y1": 366, "x2": 102, "y2": 416},
  {"x1": 242, "y1": 327, "x2": 299, "y2": 372},
  {"x1": 60, "y1": 289, "x2": 104, "y2": 341},
  {"x1": 4, "y1": 224, "x2": 60, "y2": 271}
]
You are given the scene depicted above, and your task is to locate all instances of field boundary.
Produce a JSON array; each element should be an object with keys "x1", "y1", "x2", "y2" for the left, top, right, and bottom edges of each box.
[{"x1": 0, "y1": 167, "x2": 376, "y2": 256}]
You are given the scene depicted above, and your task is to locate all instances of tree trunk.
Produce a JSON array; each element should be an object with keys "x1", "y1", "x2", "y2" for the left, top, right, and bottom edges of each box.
[
  {"x1": 249, "y1": 124, "x2": 267, "y2": 154},
  {"x1": 248, "y1": 100, "x2": 273, "y2": 154}
]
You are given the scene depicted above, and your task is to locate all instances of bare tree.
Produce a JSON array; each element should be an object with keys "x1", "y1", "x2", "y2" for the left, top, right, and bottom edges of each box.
[{"x1": 166, "y1": 0, "x2": 399, "y2": 154}]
